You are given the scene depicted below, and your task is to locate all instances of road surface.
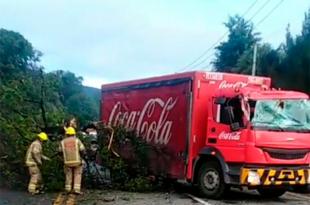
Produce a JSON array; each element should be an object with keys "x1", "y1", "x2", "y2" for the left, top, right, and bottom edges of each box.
[{"x1": 1, "y1": 188, "x2": 310, "y2": 205}]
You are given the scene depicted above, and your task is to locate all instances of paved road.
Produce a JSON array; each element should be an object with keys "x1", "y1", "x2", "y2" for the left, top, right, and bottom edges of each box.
[
  {"x1": 1, "y1": 188, "x2": 310, "y2": 205},
  {"x1": 194, "y1": 190, "x2": 310, "y2": 205}
]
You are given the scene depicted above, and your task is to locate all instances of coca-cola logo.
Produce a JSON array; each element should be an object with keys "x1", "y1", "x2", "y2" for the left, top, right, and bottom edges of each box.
[
  {"x1": 108, "y1": 97, "x2": 178, "y2": 145},
  {"x1": 219, "y1": 80, "x2": 247, "y2": 89},
  {"x1": 218, "y1": 131, "x2": 241, "y2": 141}
]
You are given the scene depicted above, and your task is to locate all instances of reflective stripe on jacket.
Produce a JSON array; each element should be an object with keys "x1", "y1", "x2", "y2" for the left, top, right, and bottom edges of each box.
[
  {"x1": 60, "y1": 136, "x2": 85, "y2": 167},
  {"x1": 25, "y1": 140, "x2": 42, "y2": 167}
]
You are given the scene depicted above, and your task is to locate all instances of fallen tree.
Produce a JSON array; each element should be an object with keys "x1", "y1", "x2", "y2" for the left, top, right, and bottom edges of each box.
[{"x1": 0, "y1": 123, "x2": 158, "y2": 192}]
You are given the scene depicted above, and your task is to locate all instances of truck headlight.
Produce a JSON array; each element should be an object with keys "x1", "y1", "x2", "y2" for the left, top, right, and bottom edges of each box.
[
  {"x1": 248, "y1": 171, "x2": 260, "y2": 185},
  {"x1": 307, "y1": 172, "x2": 310, "y2": 183}
]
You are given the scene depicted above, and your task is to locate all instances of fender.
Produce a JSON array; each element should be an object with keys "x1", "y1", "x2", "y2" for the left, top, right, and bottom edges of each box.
[{"x1": 193, "y1": 146, "x2": 231, "y2": 184}]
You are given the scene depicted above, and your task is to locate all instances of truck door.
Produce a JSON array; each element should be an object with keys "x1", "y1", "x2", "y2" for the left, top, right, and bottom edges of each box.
[{"x1": 206, "y1": 96, "x2": 247, "y2": 161}]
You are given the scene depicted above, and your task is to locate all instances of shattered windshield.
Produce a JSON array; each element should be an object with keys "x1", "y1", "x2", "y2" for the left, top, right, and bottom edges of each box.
[{"x1": 251, "y1": 99, "x2": 310, "y2": 132}]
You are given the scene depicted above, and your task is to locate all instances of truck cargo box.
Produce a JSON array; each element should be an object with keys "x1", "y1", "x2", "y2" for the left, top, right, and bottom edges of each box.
[{"x1": 101, "y1": 74, "x2": 193, "y2": 178}]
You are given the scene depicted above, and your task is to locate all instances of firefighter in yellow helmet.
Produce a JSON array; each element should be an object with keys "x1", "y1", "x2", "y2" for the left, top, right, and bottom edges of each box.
[
  {"x1": 59, "y1": 127, "x2": 86, "y2": 194},
  {"x1": 25, "y1": 132, "x2": 50, "y2": 194}
]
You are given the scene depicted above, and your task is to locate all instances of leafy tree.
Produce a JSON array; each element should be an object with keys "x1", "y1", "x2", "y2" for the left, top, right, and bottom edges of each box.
[
  {"x1": 214, "y1": 9, "x2": 310, "y2": 94},
  {"x1": 0, "y1": 29, "x2": 49, "y2": 188},
  {"x1": 0, "y1": 28, "x2": 40, "y2": 80},
  {"x1": 285, "y1": 25, "x2": 294, "y2": 53},
  {"x1": 66, "y1": 93, "x2": 98, "y2": 126},
  {"x1": 48, "y1": 70, "x2": 99, "y2": 126},
  {"x1": 213, "y1": 15, "x2": 260, "y2": 72},
  {"x1": 51, "y1": 70, "x2": 83, "y2": 104},
  {"x1": 280, "y1": 8, "x2": 310, "y2": 92},
  {"x1": 0, "y1": 29, "x2": 99, "y2": 189},
  {"x1": 302, "y1": 9, "x2": 310, "y2": 38},
  {"x1": 236, "y1": 43, "x2": 281, "y2": 77}
]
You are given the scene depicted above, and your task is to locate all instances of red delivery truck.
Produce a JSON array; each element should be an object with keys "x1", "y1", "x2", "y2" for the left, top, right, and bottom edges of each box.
[{"x1": 101, "y1": 71, "x2": 310, "y2": 199}]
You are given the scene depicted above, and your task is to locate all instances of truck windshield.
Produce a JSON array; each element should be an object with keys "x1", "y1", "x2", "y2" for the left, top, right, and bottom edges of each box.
[{"x1": 251, "y1": 99, "x2": 310, "y2": 132}]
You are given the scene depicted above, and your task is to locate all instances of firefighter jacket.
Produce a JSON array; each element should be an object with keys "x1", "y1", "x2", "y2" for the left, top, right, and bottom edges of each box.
[
  {"x1": 60, "y1": 136, "x2": 85, "y2": 167},
  {"x1": 25, "y1": 140, "x2": 44, "y2": 167}
]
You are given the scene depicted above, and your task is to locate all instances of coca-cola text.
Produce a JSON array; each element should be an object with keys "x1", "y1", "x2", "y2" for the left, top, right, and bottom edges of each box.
[{"x1": 108, "y1": 97, "x2": 178, "y2": 145}]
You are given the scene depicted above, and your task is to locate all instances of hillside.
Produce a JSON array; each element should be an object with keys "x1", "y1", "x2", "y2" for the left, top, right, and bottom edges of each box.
[
  {"x1": 82, "y1": 86, "x2": 101, "y2": 120},
  {"x1": 83, "y1": 86, "x2": 101, "y2": 100}
]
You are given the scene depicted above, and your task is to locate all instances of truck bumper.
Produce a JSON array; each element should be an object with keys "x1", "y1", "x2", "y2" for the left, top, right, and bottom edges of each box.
[{"x1": 240, "y1": 167, "x2": 310, "y2": 186}]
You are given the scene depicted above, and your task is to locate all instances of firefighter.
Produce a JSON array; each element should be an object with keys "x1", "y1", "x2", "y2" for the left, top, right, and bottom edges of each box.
[
  {"x1": 59, "y1": 127, "x2": 86, "y2": 194},
  {"x1": 25, "y1": 132, "x2": 50, "y2": 194}
]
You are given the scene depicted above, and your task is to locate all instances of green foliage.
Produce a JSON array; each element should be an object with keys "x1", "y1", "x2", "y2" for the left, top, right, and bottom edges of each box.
[
  {"x1": 66, "y1": 93, "x2": 98, "y2": 126},
  {"x1": 236, "y1": 43, "x2": 282, "y2": 77},
  {"x1": 41, "y1": 140, "x2": 65, "y2": 191},
  {"x1": 302, "y1": 9, "x2": 310, "y2": 37},
  {"x1": 0, "y1": 29, "x2": 45, "y2": 189},
  {"x1": 0, "y1": 28, "x2": 40, "y2": 76},
  {"x1": 97, "y1": 125, "x2": 153, "y2": 192},
  {"x1": 124, "y1": 177, "x2": 152, "y2": 192},
  {"x1": 46, "y1": 70, "x2": 99, "y2": 126},
  {"x1": 279, "y1": 10, "x2": 310, "y2": 93},
  {"x1": 83, "y1": 86, "x2": 100, "y2": 119},
  {"x1": 213, "y1": 15, "x2": 260, "y2": 72},
  {"x1": 0, "y1": 28, "x2": 99, "y2": 190},
  {"x1": 213, "y1": 8, "x2": 310, "y2": 93}
]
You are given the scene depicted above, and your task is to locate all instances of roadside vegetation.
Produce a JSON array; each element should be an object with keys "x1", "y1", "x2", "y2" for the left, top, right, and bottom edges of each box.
[{"x1": 213, "y1": 9, "x2": 310, "y2": 93}]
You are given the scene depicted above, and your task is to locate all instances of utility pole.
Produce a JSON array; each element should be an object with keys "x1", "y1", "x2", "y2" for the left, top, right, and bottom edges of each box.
[{"x1": 251, "y1": 44, "x2": 257, "y2": 76}]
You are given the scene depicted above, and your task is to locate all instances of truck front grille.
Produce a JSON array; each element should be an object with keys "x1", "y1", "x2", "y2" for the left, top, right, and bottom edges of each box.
[{"x1": 264, "y1": 148, "x2": 308, "y2": 160}]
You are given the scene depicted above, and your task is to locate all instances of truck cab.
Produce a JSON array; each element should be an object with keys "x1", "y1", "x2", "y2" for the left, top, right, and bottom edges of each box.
[{"x1": 195, "y1": 73, "x2": 310, "y2": 198}]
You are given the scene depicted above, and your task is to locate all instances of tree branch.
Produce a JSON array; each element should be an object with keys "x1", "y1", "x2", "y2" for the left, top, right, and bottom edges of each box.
[{"x1": 39, "y1": 69, "x2": 47, "y2": 128}]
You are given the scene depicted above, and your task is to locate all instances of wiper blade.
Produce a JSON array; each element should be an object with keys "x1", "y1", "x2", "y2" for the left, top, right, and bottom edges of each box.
[
  {"x1": 252, "y1": 125, "x2": 284, "y2": 131},
  {"x1": 252, "y1": 121, "x2": 285, "y2": 131},
  {"x1": 294, "y1": 129, "x2": 310, "y2": 133},
  {"x1": 267, "y1": 127, "x2": 285, "y2": 132}
]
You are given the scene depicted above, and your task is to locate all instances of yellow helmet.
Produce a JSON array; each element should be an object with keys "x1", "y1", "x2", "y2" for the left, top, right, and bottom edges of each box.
[
  {"x1": 38, "y1": 132, "x2": 48, "y2": 141},
  {"x1": 66, "y1": 127, "x2": 76, "y2": 135}
]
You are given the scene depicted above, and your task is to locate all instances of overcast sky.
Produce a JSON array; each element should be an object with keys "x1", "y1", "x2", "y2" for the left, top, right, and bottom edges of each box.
[{"x1": 0, "y1": 0, "x2": 309, "y2": 88}]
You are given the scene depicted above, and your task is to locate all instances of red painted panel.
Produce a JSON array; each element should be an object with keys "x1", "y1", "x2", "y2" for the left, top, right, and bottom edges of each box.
[{"x1": 101, "y1": 79, "x2": 191, "y2": 178}]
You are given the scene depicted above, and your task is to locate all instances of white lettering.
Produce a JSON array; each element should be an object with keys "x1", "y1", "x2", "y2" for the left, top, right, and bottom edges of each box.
[
  {"x1": 205, "y1": 73, "x2": 223, "y2": 80},
  {"x1": 218, "y1": 131, "x2": 241, "y2": 141},
  {"x1": 108, "y1": 97, "x2": 178, "y2": 145},
  {"x1": 219, "y1": 81, "x2": 247, "y2": 89}
]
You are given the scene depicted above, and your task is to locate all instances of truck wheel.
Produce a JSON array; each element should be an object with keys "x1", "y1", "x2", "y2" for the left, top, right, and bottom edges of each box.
[
  {"x1": 197, "y1": 161, "x2": 227, "y2": 199},
  {"x1": 257, "y1": 188, "x2": 286, "y2": 198}
]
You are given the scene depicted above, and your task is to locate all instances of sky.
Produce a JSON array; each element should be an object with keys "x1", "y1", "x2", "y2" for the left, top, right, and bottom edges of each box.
[{"x1": 0, "y1": 0, "x2": 309, "y2": 88}]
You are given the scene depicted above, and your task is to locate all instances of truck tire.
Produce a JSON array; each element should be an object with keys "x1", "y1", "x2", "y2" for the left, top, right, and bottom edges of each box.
[
  {"x1": 257, "y1": 188, "x2": 286, "y2": 198},
  {"x1": 197, "y1": 161, "x2": 227, "y2": 199}
]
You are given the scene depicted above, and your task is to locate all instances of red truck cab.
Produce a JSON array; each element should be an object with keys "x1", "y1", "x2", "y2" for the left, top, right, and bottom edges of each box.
[{"x1": 101, "y1": 71, "x2": 310, "y2": 199}]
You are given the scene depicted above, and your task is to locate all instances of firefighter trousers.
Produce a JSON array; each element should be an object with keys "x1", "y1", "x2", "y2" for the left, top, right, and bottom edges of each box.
[
  {"x1": 28, "y1": 165, "x2": 42, "y2": 193},
  {"x1": 64, "y1": 165, "x2": 82, "y2": 193}
]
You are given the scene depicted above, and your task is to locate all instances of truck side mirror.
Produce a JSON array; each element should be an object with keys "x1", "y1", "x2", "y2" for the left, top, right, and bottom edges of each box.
[
  {"x1": 225, "y1": 106, "x2": 234, "y2": 121},
  {"x1": 215, "y1": 97, "x2": 227, "y2": 105},
  {"x1": 224, "y1": 106, "x2": 241, "y2": 131},
  {"x1": 230, "y1": 122, "x2": 241, "y2": 131}
]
